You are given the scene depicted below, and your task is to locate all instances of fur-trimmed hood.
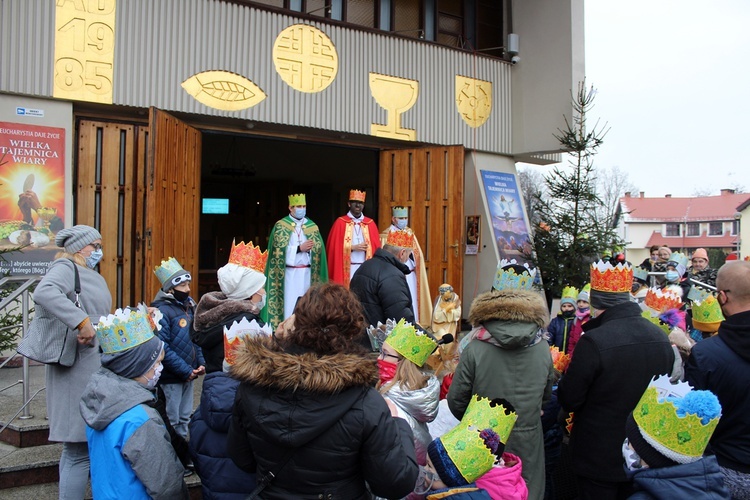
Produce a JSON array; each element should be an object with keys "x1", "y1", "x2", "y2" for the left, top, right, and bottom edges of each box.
[
  {"x1": 193, "y1": 291, "x2": 260, "y2": 331},
  {"x1": 468, "y1": 289, "x2": 549, "y2": 328},
  {"x1": 230, "y1": 335, "x2": 378, "y2": 393}
]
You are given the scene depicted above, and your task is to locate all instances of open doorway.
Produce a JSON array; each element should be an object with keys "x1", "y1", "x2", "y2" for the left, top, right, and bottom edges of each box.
[{"x1": 198, "y1": 131, "x2": 379, "y2": 295}]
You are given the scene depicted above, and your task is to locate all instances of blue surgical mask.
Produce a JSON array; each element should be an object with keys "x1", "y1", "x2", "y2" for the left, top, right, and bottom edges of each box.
[
  {"x1": 293, "y1": 208, "x2": 306, "y2": 219},
  {"x1": 395, "y1": 219, "x2": 408, "y2": 230},
  {"x1": 665, "y1": 270, "x2": 679, "y2": 283},
  {"x1": 85, "y1": 249, "x2": 103, "y2": 269}
]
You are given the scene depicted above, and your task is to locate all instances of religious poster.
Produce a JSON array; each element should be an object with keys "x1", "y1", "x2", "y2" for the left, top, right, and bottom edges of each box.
[
  {"x1": 465, "y1": 215, "x2": 480, "y2": 254},
  {"x1": 480, "y1": 170, "x2": 533, "y2": 265},
  {"x1": 0, "y1": 122, "x2": 67, "y2": 275}
]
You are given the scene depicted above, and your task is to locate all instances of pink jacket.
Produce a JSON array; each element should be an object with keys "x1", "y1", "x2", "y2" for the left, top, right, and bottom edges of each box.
[{"x1": 475, "y1": 453, "x2": 528, "y2": 500}]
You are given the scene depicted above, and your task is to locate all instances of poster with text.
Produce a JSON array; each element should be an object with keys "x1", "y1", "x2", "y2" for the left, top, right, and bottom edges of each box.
[
  {"x1": 480, "y1": 170, "x2": 532, "y2": 265},
  {"x1": 0, "y1": 122, "x2": 66, "y2": 275}
]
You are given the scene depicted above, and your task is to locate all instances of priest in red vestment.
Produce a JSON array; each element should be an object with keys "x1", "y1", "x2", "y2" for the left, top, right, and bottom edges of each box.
[{"x1": 326, "y1": 189, "x2": 381, "y2": 288}]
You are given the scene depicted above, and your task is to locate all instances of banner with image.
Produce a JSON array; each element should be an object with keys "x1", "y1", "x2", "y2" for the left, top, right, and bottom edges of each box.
[
  {"x1": 480, "y1": 170, "x2": 533, "y2": 266},
  {"x1": 0, "y1": 122, "x2": 67, "y2": 275}
]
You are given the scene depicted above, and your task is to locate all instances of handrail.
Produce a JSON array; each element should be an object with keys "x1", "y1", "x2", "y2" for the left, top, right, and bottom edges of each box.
[{"x1": 0, "y1": 276, "x2": 41, "y2": 310}]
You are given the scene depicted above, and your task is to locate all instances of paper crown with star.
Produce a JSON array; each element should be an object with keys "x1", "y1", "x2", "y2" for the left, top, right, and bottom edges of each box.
[
  {"x1": 385, "y1": 229, "x2": 415, "y2": 249},
  {"x1": 96, "y1": 307, "x2": 156, "y2": 355},
  {"x1": 227, "y1": 239, "x2": 268, "y2": 273},
  {"x1": 590, "y1": 260, "x2": 633, "y2": 293},
  {"x1": 392, "y1": 206, "x2": 408, "y2": 218},
  {"x1": 348, "y1": 189, "x2": 366, "y2": 202},
  {"x1": 429, "y1": 395, "x2": 518, "y2": 485},
  {"x1": 631, "y1": 375, "x2": 721, "y2": 465},
  {"x1": 691, "y1": 295, "x2": 725, "y2": 333},
  {"x1": 223, "y1": 317, "x2": 272, "y2": 368},
  {"x1": 643, "y1": 287, "x2": 683, "y2": 314},
  {"x1": 288, "y1": 193, "x2": 306, "y2": 206},
  {"x1": 383, "y1": 318, "x2": 437, "y2": 367},
  {"x1": 493, "y1": 259, "x2": 537, "y2": 291}
]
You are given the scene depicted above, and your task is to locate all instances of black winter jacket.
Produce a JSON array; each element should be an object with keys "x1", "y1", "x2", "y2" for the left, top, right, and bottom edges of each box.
[
  {"x1": 350, "y1": 248, "x2": 414, "y2": 327},
  {"x1": 685, "y1": 309, "x2": 750, "y2": 473},
  {"x1": 557, "y1": 301, "x2": 674, "y2": 482},
  {"x1": 227, "y1": 336, "x2": 419, "y2": 500},
  {"x1": 189, "y1": 372, "x2": 257, "y2": 499}
]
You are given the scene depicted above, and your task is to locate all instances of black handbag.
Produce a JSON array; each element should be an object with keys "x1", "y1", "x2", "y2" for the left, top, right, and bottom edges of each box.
[{"x1": 18, "y1": 261, "x2": 83, "y2": 367}]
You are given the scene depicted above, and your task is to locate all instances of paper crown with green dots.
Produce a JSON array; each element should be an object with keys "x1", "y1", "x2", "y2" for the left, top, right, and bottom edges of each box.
[
  {"x1": 632, "y1": 375, "x2": 721, "y2": 464},
  {"x1": 492, "y1": 259, "x2": 536, "y2": 291},
  {"x1": 433, "y1": 395, "x2": 518, "y2": 484},
  {"x1": 96, "y1": 307, "x2": 156, "y2": 355},
  {"x1": 691, "y1": 295, "x2": 725, "y2": 333},
  {"x1": 383, "y1": 318, "x2": 437, "y2": 367}
]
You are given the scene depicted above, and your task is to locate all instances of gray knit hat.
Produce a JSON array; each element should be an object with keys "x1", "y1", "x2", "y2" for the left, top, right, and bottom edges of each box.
[{"x1": 55, "y1": 225, "x2": 101, "y2": 253}]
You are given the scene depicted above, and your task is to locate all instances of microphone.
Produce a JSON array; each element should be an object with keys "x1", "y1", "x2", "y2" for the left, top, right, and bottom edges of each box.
[{"x1": 436, "y1": 334, "x2": 454, "y2": 346}]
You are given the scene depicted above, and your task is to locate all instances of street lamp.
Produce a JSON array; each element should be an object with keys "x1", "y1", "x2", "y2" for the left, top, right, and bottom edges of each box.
[{"x1": 734, "y1": 212, "x2": 742, "y2": 260}]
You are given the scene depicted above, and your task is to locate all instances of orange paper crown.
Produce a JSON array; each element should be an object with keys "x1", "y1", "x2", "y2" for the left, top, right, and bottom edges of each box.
[
  {"x1": 228, "y1": 239, "x2": 268, "y2": 273},
  {"x1": 349, "y1": 189, "x2": 366, "y2": 202},
  {"x1": 550, "y1": 346, "x2": 571, "y2": 373},
  {"x1": 386, "y1": 229, "x2": 415, "y2": 248},
  {"x1": 590, "y1": 260, "x2": 633, "y2": 293},
  {"x1": 644, "y1": 287, "x2": 683, "y2": 314}
]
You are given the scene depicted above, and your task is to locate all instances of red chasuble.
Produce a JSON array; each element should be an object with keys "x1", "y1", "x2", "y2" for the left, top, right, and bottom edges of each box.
[{"x1": 326, "y1": 215, "x2": 381, "y2": 288}]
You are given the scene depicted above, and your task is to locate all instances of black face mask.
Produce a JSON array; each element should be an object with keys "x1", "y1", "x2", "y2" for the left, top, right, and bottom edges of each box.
[
  {"x1": 562, "y1": 310, "x2": 575, "y2": 318},
  {"x1": 172, "y1": 289, "x2": 190, "y2": 303}
]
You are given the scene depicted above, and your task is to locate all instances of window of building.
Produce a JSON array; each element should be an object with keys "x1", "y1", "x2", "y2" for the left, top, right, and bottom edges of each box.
[
  {"x1": 665, "y1": 223, "x2": 680, "y2": 237},
  {"x1": 709, "y1": 222, "x2": 723, "y2": 236},
  {"x1": 687, "y1": 222, "x2": 700, "y2": 236},
  {"x1": 346, "y1": 0, "x2": 376, "y2": 28}
]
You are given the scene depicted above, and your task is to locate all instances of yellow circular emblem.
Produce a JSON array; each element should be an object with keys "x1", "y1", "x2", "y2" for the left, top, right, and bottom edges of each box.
[
  {"x1": 179, "y1": 318, "x2": 187, "y2": 328},
  {"x1": 273, "y1": 24, "x2": 338, "y2": 93}
]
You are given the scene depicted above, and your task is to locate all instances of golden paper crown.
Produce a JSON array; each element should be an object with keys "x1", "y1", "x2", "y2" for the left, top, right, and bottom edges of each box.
[
  {"x1": 386, "y1": 229, "x2": 415, "y2": 248},
  {"x1": 590, "y1": 260, "x2": 633, "y2": 293},
  {"x1": 227, "y1": 239, "x2": 268, "y2": 273},
  {"x1": 288, "y1": 193, "x2": 306, "y2": 206},
  {"x1": 349, "y1": 189, "x2": 366, "y2": 202},
  {"x1": 633, "y1": 375, "x2": 721, "y2": 463},
  {"x1": 384, "y1": 318, "x2": 437, "y2": 367},
  {"x1": 561, "y1": 286, "x2": 578, "y2": 302},
  {"x1": 644, "y1": 287, "x2": 683, "y2": 314},
  {"x1": 691, "y1": 295, "x2": 725, "y2": 332},
  {"x1": 438, "y1": 396, "x2": 518, "y2": 483},
  {"x1": 223, "y1": 317, "x2": 272, "y2": 367}
]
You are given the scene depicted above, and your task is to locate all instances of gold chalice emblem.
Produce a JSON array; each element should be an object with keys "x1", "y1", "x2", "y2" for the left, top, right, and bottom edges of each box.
[
  {"x1": 35, "y1": 207, "x2": 57, "y2": 231},
  {"x1": 369, "y1": 73, "x2": 419, "y2": 141}
]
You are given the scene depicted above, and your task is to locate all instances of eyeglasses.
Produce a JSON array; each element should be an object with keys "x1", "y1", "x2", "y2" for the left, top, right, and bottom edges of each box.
[
  {"x1": 378, "y1": 351, "x2": 400, "y2": 361},
  {"x1": 89, "y1": 243, "x2": 102, "y2": 251}
]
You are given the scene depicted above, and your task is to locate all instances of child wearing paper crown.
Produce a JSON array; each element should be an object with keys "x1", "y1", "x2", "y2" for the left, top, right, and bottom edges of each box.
[
  {"x1": 565, "y1": 283, "x2": 591, "y2": 358},
  {"x1": 547, "y1": 286, "x2": 578, "y2": 354},
  {"x1": 423, "y1": 396, "x2": 528, "y2": 500},
  {"x1": 377, "y1": 319, "x2": 441, "y2": 466},
  {"x1": 79, "y1": 308, "x2": 188, "y2": 499},
  {"x1": 188, "y1": 317, "x2": 266, "y2": 499},
  {"x1": 151, "y1": 256, "x2": 206, "y2": 440},
  {"x1": 622, "y1": 375, "x2": 729, "y2": 499}
]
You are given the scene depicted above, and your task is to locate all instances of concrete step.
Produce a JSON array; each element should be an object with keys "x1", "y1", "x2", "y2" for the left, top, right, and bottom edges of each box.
[
  {"x1": 0, "y1": 441, "x2": 60, "y2": 489},
  {"x1": 1, "y1": 476, "x2": 203, "y2": 499}
]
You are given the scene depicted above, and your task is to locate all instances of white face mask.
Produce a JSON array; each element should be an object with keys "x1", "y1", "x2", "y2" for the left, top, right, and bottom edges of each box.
[
  {"x1": 254, "y1": 293, "x2": 266, "y2": 310},
  {"x1": 395, "y1": 218, "x2": 408, "y2": 230},
  {"x1": 293, "y1": 207, "x2": 306, "y2": 219},
  {"x1": 85, "y1": 248, "x2": 103, "y2": 269},
  {"x1": 145, "y1": 363, "x2": 163, "y2": 389}
]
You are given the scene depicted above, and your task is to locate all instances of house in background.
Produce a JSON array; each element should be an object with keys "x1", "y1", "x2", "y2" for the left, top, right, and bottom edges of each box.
[{"x1": 615, "y1": 189, "x2": 750, "y2": 267}]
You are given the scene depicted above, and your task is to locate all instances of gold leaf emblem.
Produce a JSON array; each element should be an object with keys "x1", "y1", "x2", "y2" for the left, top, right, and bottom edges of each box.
[
  {"x1": 181, "y1": 70, "x2": 266, "y2": 111},
  {"x1": 455, "y1": 75, "x2": 493, "y2": 128}
]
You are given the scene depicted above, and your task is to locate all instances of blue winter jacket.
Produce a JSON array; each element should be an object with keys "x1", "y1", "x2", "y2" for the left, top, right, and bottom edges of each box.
[
  {"x1": 627, "y1": 455, "x2": 730, "y2": 499},
  {"x1": 547, "y1": 313, "x2": 575, "y2": 353},
  {"x1": 151, "y1": 291, "x2": 205, "y2": 384},
  {"x1": 189, "y1": 372, "x2": 257, "y2": 499}
]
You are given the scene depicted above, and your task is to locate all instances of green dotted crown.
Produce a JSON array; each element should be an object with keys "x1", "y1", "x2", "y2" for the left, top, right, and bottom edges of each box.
[
  {"x1": 96, "y1": 308, "x2": 155, "y2": 355},
  {"x1": 384, "y1": 318, "x2": 437, "y2": 367}
]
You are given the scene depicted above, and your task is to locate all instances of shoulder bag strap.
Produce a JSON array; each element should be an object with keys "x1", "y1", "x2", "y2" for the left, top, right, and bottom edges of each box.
[
  {"x1": 66, "y1": 260, "x2": 82, "y2": 309},
  {"x1": 246, "y1": 448, "x2": 295, "y2": 500}
]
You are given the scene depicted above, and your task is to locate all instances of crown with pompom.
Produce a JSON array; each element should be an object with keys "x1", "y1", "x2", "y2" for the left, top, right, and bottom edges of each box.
[
  {"x1": 633, "y1": 266, "x2": 649, "y2": 282},
  {"x1": 493, "y1": 259, "x2": 537, "y2": 291},
  {"x1": 691, "y1": 295, "x2": 725, "y2": 333},
  {"x1": 288, "y1": 193, "x2": 306, "y2": 206},
  {"x1": 641, "y1": 310, "x2": 672, "y2": 335},
  {"x1": 550, "y1": 346, "x2": 571, "y2": 373},
  {"x1": 632, "y1": 375, "x2": 721, "y2": 464},
  {"x1": 590, "y1": 260, "x2": 633, "y2": 293},
  {"x1": 349, "y1": 189, "x2": 366, "y2": 202},
  {"x1": 386, "y1": 229, "x2": 415, "y2": 249},
  {"x1": 223, "y1": 317, "x2": 272, "y2": 367},
  {"x1": 435, "y1": 396, "x2": 517, "y2": 483},
  {"x1": 227, "y1": 239, "x2": 268, "y2": 273},
  {"x1": 383, "y1": 318, "x2": 437, "y2": 367},
  {"x1": 96, "y1": 308, "x2": 156, "y2": 355},
  {"x1": 154, "y1": 257, "x2": 189, "y2": 287},
  {"x1": 644, "y1": 287, "x2": 683, "y2": 314},
  {"x1": 392, "y1": 206, "x2": 408, "y2": 218}
]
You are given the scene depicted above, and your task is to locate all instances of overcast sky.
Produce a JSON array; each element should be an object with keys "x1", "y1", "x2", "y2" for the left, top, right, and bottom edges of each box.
[{"x1": 525, "y1": 1, "x2": 750, "y2": 199}]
